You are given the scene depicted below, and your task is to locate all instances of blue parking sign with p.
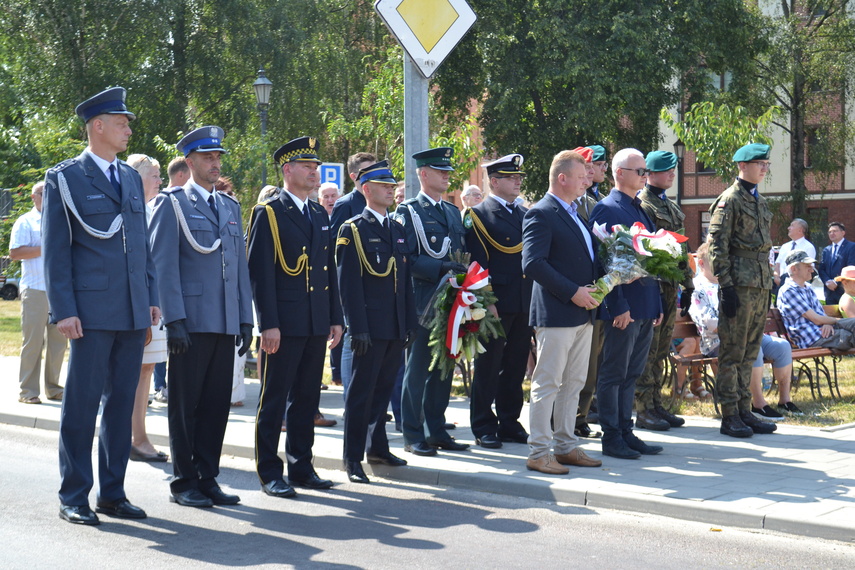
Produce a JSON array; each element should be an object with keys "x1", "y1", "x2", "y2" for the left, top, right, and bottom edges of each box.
[{"x1": 319, "y1": 163, "x2": 345, "y2": 189}]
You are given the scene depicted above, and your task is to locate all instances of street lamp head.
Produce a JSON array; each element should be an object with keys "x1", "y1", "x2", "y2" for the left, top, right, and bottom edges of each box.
[
  {"x1": 673, "y1": 138, "x2": 685, "y2": 160},
  {"x1": 253, "y1": 68, "x2": 273, "y2": 107}
]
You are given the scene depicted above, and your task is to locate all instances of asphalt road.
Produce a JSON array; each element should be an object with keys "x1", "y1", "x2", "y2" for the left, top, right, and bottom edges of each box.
[{"x1": 1, "y1": 423, "x2": 853, "y2": 569}]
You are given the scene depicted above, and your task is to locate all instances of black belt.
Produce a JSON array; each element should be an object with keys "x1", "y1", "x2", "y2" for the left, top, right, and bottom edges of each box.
[{"x1": 730, "y1": 248, "x2": 769, "y2": 261}]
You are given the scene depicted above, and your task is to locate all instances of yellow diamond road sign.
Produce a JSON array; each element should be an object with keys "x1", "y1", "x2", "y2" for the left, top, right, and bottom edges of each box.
[{"x1": 375, "y1": 0, "x2": 477, "y2": 79}]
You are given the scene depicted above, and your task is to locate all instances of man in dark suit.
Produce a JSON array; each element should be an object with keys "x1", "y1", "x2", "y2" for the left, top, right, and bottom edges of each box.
[
  {"x1": 247, "y1": 137, "x2": 344, "y2": 498},
  {"x1": 392, "y1": 147, "x2": 469, "y2": 456},
  {"x1": 590, "y1": 148, "x2": 664, "y2": 460},
  {"x1": 43, "y1": 87, "x2": 160, "y2": 525},
  {"x1": 818, "y1": 222, "x2": 855, "y2": 305},
  {"x1": 149, "y1": 126, "x2": 253, "y2": 508},
  {"x1": 522, "y1": 150, "x2": 603, "y2": 474},
  {"x1": 464, "y1": 153, "x2": 531, "y2": 448},
  {"x1": 336, "y1": 160, "x2": 416, "y2": 483},
  {"x1": 330, "y1": 152, "x2": 377, "y2": 396}
]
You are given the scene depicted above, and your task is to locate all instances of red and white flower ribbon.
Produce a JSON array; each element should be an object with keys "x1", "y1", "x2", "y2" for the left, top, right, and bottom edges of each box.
[{"x1": 446, "y1": 262, "x2": 491, "y2": 356}]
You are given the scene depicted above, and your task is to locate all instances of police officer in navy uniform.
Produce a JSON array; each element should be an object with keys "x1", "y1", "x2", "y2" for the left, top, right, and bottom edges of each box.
[
  {"x1": 336, "y1": 160, "x2": 416, "y2": 483},
  {"x1": 248, "y1": 137, "x2": 344, "y2": 497},
  {"x1": 149, "y1": 126, "x2": 253, "y2": 508},
  {"x1": 393, "y1": 147, "x2": 469, "y2": 456},
  {"x1": 43, "y1": 87, "x2": 160, "y2": 525},
  {"x1": 464, "y1": 154, "x2": 532, "y2": 448}
]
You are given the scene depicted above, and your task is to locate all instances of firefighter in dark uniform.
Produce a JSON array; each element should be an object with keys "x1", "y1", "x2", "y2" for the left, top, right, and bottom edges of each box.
[
  {"x1": 247, "y1": 136, "x2": 344, "y2": 498},
  {"x1": 393, "y1": 147, "x2": 469, "y2": 456},
  {"x1": 464, "y1": 153, "x2": 532, "y2": 448},
  {"x1": 336, "y1": 160, "x2": 416, "y2": 483}
]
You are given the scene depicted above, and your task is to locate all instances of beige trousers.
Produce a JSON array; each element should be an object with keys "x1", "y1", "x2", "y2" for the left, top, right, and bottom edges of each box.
[{"x1": 18, "y1": 288, "x2": 66, "y2": 399}]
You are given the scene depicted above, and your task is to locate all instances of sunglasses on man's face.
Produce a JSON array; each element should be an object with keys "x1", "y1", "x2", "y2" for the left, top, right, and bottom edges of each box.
[{"x1": 619, "y1": 166, "x2": 650, "y2": 177}]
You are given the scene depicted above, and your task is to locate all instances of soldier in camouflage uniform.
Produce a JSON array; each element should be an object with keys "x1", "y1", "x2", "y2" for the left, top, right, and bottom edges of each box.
[
  {"x1": 707, "y1": 143, "x2": 777, "y2": 438},
  {"x1": 635, "y1": 151, "x2": 693, "y2": 431}
]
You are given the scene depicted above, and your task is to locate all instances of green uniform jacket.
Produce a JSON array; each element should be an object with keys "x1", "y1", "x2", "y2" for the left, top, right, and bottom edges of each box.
[
  {"x1": 707, "y1": 180, "x2": 773, "y2": 290},
  {"x1": 638, "y1": 186, "x2": 693, "y2": 290}
]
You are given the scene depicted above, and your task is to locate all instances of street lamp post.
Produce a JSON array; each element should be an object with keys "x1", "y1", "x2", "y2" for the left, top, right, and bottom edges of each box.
[
  {"x1": 673, "y1": 138, "x2": 685, "y2": 207},
  {"x1": 253, "y1": 68, "x2": 273, "y2": 186}
]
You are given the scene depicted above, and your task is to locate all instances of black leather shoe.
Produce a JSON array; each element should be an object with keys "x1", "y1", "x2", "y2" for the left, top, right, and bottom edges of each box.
[
  {"x1": 95, "y1": 498, "x2": 147, "y2": 519},
  {"x1": 366, "y1": 452, "x2": 407, "y2": 466},
  {"x1": 739, "y1": 410, "x2": 777, "y2": 434},
  {"x1": 720, "y1": 414, "x2": 754, "y2": 438},
  {"x1": 170, "y1": 489, "x2": 214, "y2": 508},
  {"x1": 574, "y1": 423, "x2": 602, "y2": 438},
  {"x1": 654, "y1": 405, "x2": 685, "y2": 428},
  {"x1": 59, "y1": 504, "x2": 100, "y2": 525},
  {"x1": 475, "y1": 434, "x2": 503, "y2": 449},
  {"x1": 261, "y1": 479, "x2": 297, "y2": 498},
  {"x1": 346, "y1": 461, "x2": 370, "y2": 484},
  {"x1": 404, "y1": 442, "x2": 438, "y2": 456},
  {"x1": 498, "y1": 430, "x2": 529, "y2": 444},
  {"x1": 635, "y1": 410, "x2": 671, "y2": 431},
  {"x1": 200, "y1": 486, "x2": 240, "y2": 505},
  {"x1": 289, "y1": 472, "x2": 334, "y2": 489},
  {"x1": 602, "y1": 442, "x2": 642, "y2": 460},
  {"x1": 443, "y1": 422, "x2": 456, "y2": 430},
  {"x1": 624, "y1": 433, "x2": 663, "y2": 455},
  {"x1": 428, "y1": 438, "x2": 470, "y2": 451}
]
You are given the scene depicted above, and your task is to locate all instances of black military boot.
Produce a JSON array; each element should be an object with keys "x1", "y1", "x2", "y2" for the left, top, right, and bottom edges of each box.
[
  {"x1": 654, "y1": 405, "x2": 685, "y2": 427},
  {"x1": 739, "y1": 410, "x2": 777, "y2": 434},
  {"x1": 720, "y1": 414, "x2": 753, "y2": 438}
]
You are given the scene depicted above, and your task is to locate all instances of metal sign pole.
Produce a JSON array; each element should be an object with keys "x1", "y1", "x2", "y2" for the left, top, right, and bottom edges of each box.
[{"x1": 403, "y1": 53, "x2": 429, "y2": 200}]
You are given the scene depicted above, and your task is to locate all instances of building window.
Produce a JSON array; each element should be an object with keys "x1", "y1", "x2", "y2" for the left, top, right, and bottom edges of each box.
[
  {"x1": 805, "y1": 127, "x2": 819, "y2": 169},
  {"x1": 696, "y1": 161, "x2": 716, "y2": 174}
]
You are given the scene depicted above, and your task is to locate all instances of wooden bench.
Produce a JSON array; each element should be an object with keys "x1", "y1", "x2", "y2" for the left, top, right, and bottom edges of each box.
[{"x1": 668, "y1": 315, "x2": 720, "y2": 413}]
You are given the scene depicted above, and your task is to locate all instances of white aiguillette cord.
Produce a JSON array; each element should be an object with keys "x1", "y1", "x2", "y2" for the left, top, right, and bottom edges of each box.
[
  {"x1": 57, "y1": 171, "x2": 124, "y2": 240},
  {"x1": 170, "y1": 193, "x2": 221, "y2": 255},
  {"x1": 406, "y1": 203, "x2": 451, "y2": 259}
]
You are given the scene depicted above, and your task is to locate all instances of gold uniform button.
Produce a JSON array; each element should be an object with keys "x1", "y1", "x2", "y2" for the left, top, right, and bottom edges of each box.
[
  {"x1": 324, "y1": 286, "x2": 329, "y2": 290},
  {"x1": 310, "y1": 286, "x2": 314, "y2": 291},
  {"x1": 309, "y1": 266, "x2": 313, "y2": 270},
  {"x1": 323, "y1": 266, "x2": 328, "y2": 271}
]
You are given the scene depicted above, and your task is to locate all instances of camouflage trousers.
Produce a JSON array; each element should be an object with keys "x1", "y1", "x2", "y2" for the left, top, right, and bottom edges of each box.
[
  {"x1": 635, "y1": 282, "x2": 677, "y2": 411},
  {"x1": 716, "y1": 286, "x2": 769, "y2": 416}
]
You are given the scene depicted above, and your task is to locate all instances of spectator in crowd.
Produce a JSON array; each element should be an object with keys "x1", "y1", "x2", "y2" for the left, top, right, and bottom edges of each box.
[
  {"x1": 394, "y1": 181, "x2": 406, "y2": 206},
  {"x1": 167, "y1": 156, "x2": 190, "y2": 188},
  {"x1": 778, "y1": 250, "x2": 855, "y2": 351},
  {"x1": 126, "y1": 154, "x2": 168, "y2": 462},
  {"x1": 318, "y1": 182, "x2": 340, "y2": 217},
  {"x1": 461, "y1": 184, "x2": 484, "y2": 209},
  {"x1": 773, "y1": 218, "x2": 815, "y2": 289},
  {"x1": 691, "y1": 242, "x2": 801, "y2": 419},
  {"x1": 835, "y1": 266, "x2": 855, "y2": 318},
  {"x1": 817, "y1": 222, "x2": 855, "y2": 305},
  {"x1": 10, "y1": 181, "x2": 67, "y2": 405}
]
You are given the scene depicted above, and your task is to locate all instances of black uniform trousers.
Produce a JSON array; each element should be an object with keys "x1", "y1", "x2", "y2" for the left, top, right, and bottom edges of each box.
[
  {"x1": 344, "y1": 338, "x2": 405, "y2": 462},
  {"x1": 256, "y1": 334, "x2": 326, "y2": 484},
  {"x1": 401, "y1": 324, "x2": 455, "y2": 445},
  {"x1": 470, "y1": 311, "x2": 530, "y2": 439},
  {"x1": 167, "y1": 332, "x2": 234, "y2": 493},
  {"x1": 59, "y1": 329, "x2": 146, "y2": 506}
]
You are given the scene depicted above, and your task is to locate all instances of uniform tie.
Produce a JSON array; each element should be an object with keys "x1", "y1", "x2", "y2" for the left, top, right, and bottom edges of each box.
[
  {"x1": 208, "y1": 194, "x2": 218, "y2": 221},
  {"x1": 382, "y1": 217, "x2": 389, "y2": 230},
  {"x1": 303, "y1": 204, "x2": 312, "y2": 227},
  {"x1": 109, "y1": 164, "x2": 122, "y2": 199}
]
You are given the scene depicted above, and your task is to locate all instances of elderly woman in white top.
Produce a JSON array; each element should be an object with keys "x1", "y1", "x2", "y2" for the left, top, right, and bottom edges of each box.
[{"x1": 126, "y1": 154, "x2": 169, "y2": 461}]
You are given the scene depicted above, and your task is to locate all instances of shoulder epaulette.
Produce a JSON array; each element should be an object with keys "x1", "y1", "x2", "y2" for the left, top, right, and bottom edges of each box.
[
  {"x1": 220, "y1": 192, "x2": 240, "y2": 204},
  {"x1": 48, "y1": 158, "x2": 77, "y2": 173},
  {"x1": 344, "y1": 213, "x2": 362, "y2": 224},
  {"x1": 162, "y1": 186, "x2": 183, "y2": 194}
]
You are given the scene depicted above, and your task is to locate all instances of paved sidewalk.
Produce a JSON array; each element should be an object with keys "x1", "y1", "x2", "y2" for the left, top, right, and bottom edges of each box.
[{"x1": 2, "y1": 355, "x2": 854, "y2": 542}]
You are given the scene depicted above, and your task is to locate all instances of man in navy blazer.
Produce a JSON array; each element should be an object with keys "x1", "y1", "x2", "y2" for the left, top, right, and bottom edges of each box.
[
  {"x1": 522, "y1": 150, "x2": 603, "y2": 475},
  {"x1": 590, "y1": 148, "x2": 663, "y2": 460},
  {"x1": 818, "y1": 222, "x2": 855, "y2": 305},
  {"x1": 43, "y1": 87, "x2": 160, "y2": 525}
]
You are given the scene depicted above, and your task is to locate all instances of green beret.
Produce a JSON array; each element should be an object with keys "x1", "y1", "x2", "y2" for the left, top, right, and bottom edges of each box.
[
  {"x1": 732, "y1": 143, "x2": 771, "y2": 162},
  {"x1": 645, "y1": 151, "x2": 677, "y2": 172},
  {"x1": 413, "y1": 147, "x2": 455, "y2": 171},
  {"x1": 588, "y1": 145, "x2": 607, "y2": 162}
]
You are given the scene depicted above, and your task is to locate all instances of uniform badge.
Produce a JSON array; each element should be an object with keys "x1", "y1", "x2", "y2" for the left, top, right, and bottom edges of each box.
[
  {"x1": 430, "y1": 236, "x2": 437, "y2": 243},
  {"x1": 445, "y1": 149, "x2": 451, "y2": 157},
  {"x1": 321, "y1": 225, "x2": 329, "y2": 231},
  {"x1": 393, "y1": 214, "x2": 405, "y2": 226},
  {"x1": 336, "y1": 237, "x2": 350, "y2": 246},
  {"x1": 463, "y1": 211, "x2": 473, "y2": 229},
  {"x1": 397, "y1": 238, "x2": 405, "y2": 244},
  {"x1": 309, "y1": 137, "x2": 317, "y2": 149},
  {"x1": 210, "y1": 127, "x2": 218, "y2": 137}
]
